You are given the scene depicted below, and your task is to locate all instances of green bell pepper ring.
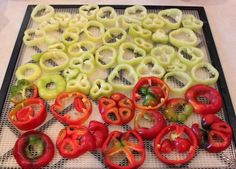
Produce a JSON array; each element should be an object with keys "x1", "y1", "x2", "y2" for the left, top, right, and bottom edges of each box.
[
  {"x1": 129, "y1": 24, "x2": 152, "y2": 39},
  {"x1": 117, "y1": 42, "x2": 146, "y2": 66},
  {"x1": 39, "y1": 17, "x2": 59, "y2": 32},
  {"x1": 23, "y1": 28, "x2": 46, "y2": 47},
  {"x1": 177, "y1": 46, "x2": 204, "y2": 67},
  {"x1": 164, "y1": 71, "x2": 192, "y2": 95},
  {"x1": 191, "y1": 62, "x2": 219, "y2": 85},
  {"x1": 70, "y1": 53, "x2": 95, "y2": 75},
  {"x1": 62, "y1": 67, "x2": 79, "y2": 81},
  {"x1": 142, "y1": 13, "x2": 165, "y2": 32},
  {"x1": 169, "y1": 28, "x2": 198, "y2": 48},
  {"x1": 102, "y1": 27, "x2": 127, "y2": 47},
  {"x1": 152, "y1": 29, "x2": 169, "y2": 44},
  {"x1": 117, "y1": 15, "x2": 141, "y2": 30},
  {"x1": 39, "y1": 50, "x2": 69, "y2": 72},
  {"x1": 31, "y1": 4, "x2": 55, "y2": 23},
  {"x1": 31, "y1": 53, "x2": 43, "y2": 62},
  {"x1": 36, "y1": 74, "x2": 66, "y2": 100},
  {"x1": 48, "y1": 42, "x2": 66, "y2": 52},
  {"x1": 108, "y1": 64, "x2": 138, "y2": 91},
  {"x1": 66, "y1": 73, "x2": 91, "y2": 95},
  {"x1": 124, "y1": 5, "x2": 147, "y2": 21},
  {"x1": 84, "y1": 21, "x2": 105, "y2": 42},
  {"x1": 68, "y1": 14, "x2": 88, "y2": 28},
  {"x1": 54, "y1": 12, "x2": 72, "y2": 28},
  {"x1": 158, "y1": 8, "x2": 182, "y2": 30},
  {"x1": 79, "y1": 4, "x2": 99, "y2": 20},
  {"x1": 64, "y1": 26, "x2": 80, "y2": 35},
  {"x1": 90, "y1": 79, "x2": 113, "y2": 100},
  {"x1": 166, "y1": 59, "x2": 187, "y2": 72},
  {"x1": 96, "y1": 6, "x2": 117, "y2": 28},
  {"x1": 67, "y1": 41, "x2": 95, "y2": 57},
  {"x1": 134, "y1": 37, "x2": 153, "y2": 53},
  {"x1": 182, "y1": 14, "x2": 203, "y2": 31},
  {"x1": 61, "y1": 32, "x2": 79, "y2": 46},
  {"x1": 151, "y1": 45, "x2": 175, "y2": 67},
  {"x1": 95, "y1": 45, "x2": 117, "y2": 69},
  {"x1": 136, "y1": 57, "x2": 165, "y2": 78},
  {"x1": 16, "y1": 63, "x2": 41, "y2": 82}
]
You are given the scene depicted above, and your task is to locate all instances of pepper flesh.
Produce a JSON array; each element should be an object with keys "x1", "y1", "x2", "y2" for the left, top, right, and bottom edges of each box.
[
  {"x1": 90, "y1": 79, "x2": 113, "y2": 100},
  {"x1": 31, "y1": 4, "x2": 55, "y2": 23},
  {"x1": 16, "y1": 63, "x2": 42, "y2": 82},
  {"x1": 96, "y1": 6, "x2": 117, "y2": 27}
]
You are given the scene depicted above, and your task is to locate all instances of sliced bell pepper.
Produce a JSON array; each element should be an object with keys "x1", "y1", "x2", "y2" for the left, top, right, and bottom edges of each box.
[
  {"x1": 61, "y1": 32, "x2": 79, "y2": 46},
  {"x1": 79, "y1": 4, "x2": 99, "y2": 20},
  {"x1": 151, "y1": 45, "x2": 175, "y2": 66},
  {"x1": 62, "y1": 67, "x2": 79, "y2": 81},
  {"x1": 48, "y1": 42, "x2": 66, "y2": 52},
  {"x1": 68, "y1": 13, "x2": 88, "y2": 28},
  {"x1": 13, "y1": 131, "x2": 54, "y2": 169},
  {"x1": 84, "y1": 21, "x2": 105, "y2": 42},
  {"x1": 15, "y1": 63, "x2": 41, "y2": 82},
  {"x1": 23, "y1": 28, "x2": 46, "y2": 47},
  {"x1": 117, "y1": 15, "x2": 141, "y2": 30},
  {"x1": 98, "y1": 93, "x2": 135, "y2": 125},
  {"x1": 50, "y1": 92, "x2": 92, "y2": 125},
  {"x1": 134, "y1": 110, "x2": 166, "y2": 140},
  {"x1": 102, "y1": 130, "x2": 146, "y2": 169},
  {"x1": 152, "y1": 29, "x2": 169, "y2": 43},
  {"x1": 185, "y1": 84, "x2": 222, "y2": 114},
  {"x1": 90, "y1": 79, "x2": 113, "y2": 100},
  {"x1": 134, "y1": 37, "x2": 153, "y2": 52},
  {"x1": 39, "y1": 17, "x2": 59, "y2": 32},
  {"x1": 31, "y1": 4, "x2": 55, "y2": 23},
  {"x1": 142, "y1": 13, "x2": 164, "y2": 32},
  {"x1": 132, "y1": 77, "x2": 169, "y2": 110},
  {"x1": 182, "y1": 14, "x2": 203, "y2": 31},
  {"x1": 102, "y1": 27, "x2": 127, "y2": 47},
  {"x1": 8, "y1": 98, "x2": 46, "y2": 130},
  {"x1": 129, "y1": 24, "x2": 152, "y2": 39},
  {"x1": 67, "y1": 41, "x2": 95, "y2": 57},
  {"x1": 96, "y1": 6, "x2": 117, "y2": 27},
  {"x1": 54, "y1": 12, "x2": 72, "y2": 28},
  {"x1": 166, "y1": 59, "x2": 187, "y2": 72},
  {"x1": 124, "y1": 5, "x2": 147, "y2": 21}
]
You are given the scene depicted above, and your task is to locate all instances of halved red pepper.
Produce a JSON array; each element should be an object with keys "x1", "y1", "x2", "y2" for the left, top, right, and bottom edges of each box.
[
  {"x1": 102, "y1": 130, "x2": 146, "y2": 169},
  {"x1": 134, "y1": 110, "x2": 166, "y2": 140},
  {"x1": 13, "y1": 130, "x2": 54, "y2": 169},
  {"x1": 98, "y1": 93, "x2": 135, "y2": 125},
  {"x1": 56, "y1": 125, "x2": 96, "y2": 159},
  {"x1": 50, "y1": 92, "x2": 92, "y2": 125},
  {"x1": 132, "y1": 77, "x2": 169, "y2": 110},
  {"x1": 8, "y1": 98, "x2": 47, "y2": 130},
  {"x1": 154, "y1": 124, "x2": 198, "y2": 165},
  {"x1": 185, "y1": 84, "x2": 222, "y2": 114}
]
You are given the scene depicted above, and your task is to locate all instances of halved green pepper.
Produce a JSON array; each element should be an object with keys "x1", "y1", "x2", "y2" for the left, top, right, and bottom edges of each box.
[
  {"x1": 182, "y1": 14, "x2": 203, "y2": 31},
  {"x1": 23, "y1": 28, "x2": 46, "y2": 47},
  {"x1": 102, "y1": 27, "x2": 127, "y2": 47},
  {"x1": 67, "y1": 41, "x2": 95, "y2": 57},
  {"x1": 134, "y1": 37, "x2": 153, "y2": 52},
  {"x1": 142, "y1": 13, "x2": 165, "y2": 32},
  {"x1": 129, "y1": 24, "x2": 152, "y2": 39},
  {"x1": 96, "y1": 6, "x2": 117, "y2": 28},
  {"x1": 84, "y1": 21, "x2": 105, "y2": 42},
  {"x1": 62, "y1": 67, "x2": 79, "y2": 81},
  {"x1": 54, "y1": 12, "x2": 72, "y2": 28},
  {"x1": 90, "y1": 79, "x2": 113, "y2": 100},
  {"x1": 152, "y1": 29, "x2": 169, "y2": 43},
  {"x1": 79, "y1": 4, "x2": 99, "y2": 20},
  {"x1": 16, "y1": 63, "x2": 42, "y2": 82},
  {"x1": 124, "y1": 5, "x2": 147, "y2": 21},
  {"x1": 68, "y1": 14, "x2": 88, "y2": 28}
]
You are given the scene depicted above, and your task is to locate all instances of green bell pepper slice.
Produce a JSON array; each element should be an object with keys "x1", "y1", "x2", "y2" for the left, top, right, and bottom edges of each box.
[
  {"x1": 117, "y1": 42, "x2": 146, "y2": 66},
  {"x1": 108, "y1": 64, "x2": 138, "y2": 91},
  {"x1": 96, "y1": 6, "x2": 117, "y2": 28},
  {"x1": 63, "y1": 67, "x2": 79, "y2": 81},
  {"x1": 124, "y1": 5, "x2": 147, "y2": 21},
  {"x1": 54, "y1": 12, "x2": 72, "y2": 28},
  {"x1": 66, "y1": 73, "x2": 91, "y2": 95},
  {"x1": 164, "y1": 71, "x2": 192, "y2": 95},
  {"x1": 151, "y1": 45, "x2": 175, "y2": 66},
  {"x1": 70, "y1": 53, "x2": 95, "y2": 75},
  {"x1": 95, "y1": 45, "x2": 117, "y2": 69},
  {"x1": 142, "y1": 13, "x2": 165, "y2": 32},
  {"x1": 90, "y1": 79, "x2": 113, "y2": 100},
  {"x1": 79, "y1": 4, "x2": 99, "y2": 20},
  {"x1": 36, "y1": 74, "x2": 66, "y2": 100},
  {"x1": 102, "y1": 27, "x2": 127, "y2": 47},
  {"x1": 16, "y1": 63, "x2": 42, "y2": 82},
  {"x1": 177, "y1": 46, "x2": 204, "y2": 67},
  {"x1": 182, "y1": 14, "x2": 203, "y2": 31},
  {"x1": 39, "y1": 50, "x2": 69, "y2": 72},
  {"x1": 23, "y1": 28, "x2": 46, "y2": 47},
  {"x1": 152, "y1": 29, "x2": 169, "y2": 43},
  {"x1": 129, "y1": 24, "x2": 152, "y2": 39},
  {"x1": 84, "y1": 21, "x2": 105, "y2": 42},
  {"x1": 134, "y1": 37, "x2": 153, "y2": 53},
  {"x1": 191, "y1": 62, "x2": 219, "y2": 85},
  {"x1": 117, "y1": 15, "x2": 141, "y2": 30},
  {"x1": 61, "y1": 32, "x2": 79, "y2": 46},
  {"x1": 31, "y1": 4, "x2": 55, "y2": 23},
  {"x1": 166, "y1": 59, "x2": 187, "y2": 72},
  {"x1": 169, "y1": 28, "x2": 198, "y2": 48},
  {"x1": 64, "y1": 26, "x2": 80, "y2": 35},
  {"x1": 68, "y1": 14, "x2": 88, "y2": 28},
  {"x1": 39, "y1": 17, "x2": 59, "y2": 32},
  {"x1": 158, "y1": 8, "x2": 182, "y2": 30},
  {"x1": 31, "y1": 53, "x2": 43, "y2": 62},
  {"x1": 67, "y1": 41, "x2": 95, "y2": 57},
  {"x1": 136, "y1": 57, "x2": 165, "y2": 78},
  {"x1": 48, "y1": 42, "x2": 66, "y2": 52}
]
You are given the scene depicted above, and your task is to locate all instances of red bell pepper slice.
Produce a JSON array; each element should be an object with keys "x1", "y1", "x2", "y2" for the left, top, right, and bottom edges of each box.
[
  {"x1": 13, "y1": 130, "x2": 54, "y2": 169},
  {"x1": 102, "y1": 130, "x2": 146, "y2": 169},
  {"x1": 56, "y1": 125, "x2": 96, "y2": 159},
  {"x1": 50, "y1": 92, "x2": 92, "y2": 125},
  {"x1": 185, "y1": 84, "x2": 222, "y2": 114},
  {"x1": 134, "y1": 110, "x2": 166, "y2": 140},
  {"x1": 132, "y1": 77, "x2": 169, "y2": 110},
  {"x1": 8, "y1": 98, "x2": 47, "y2": 130},
  {"x1": 154, "y1": 124, "x2": 198, "y2": 165},
  {"x1": 98, "y1": 93, "x2": 135, "y2": 125}
]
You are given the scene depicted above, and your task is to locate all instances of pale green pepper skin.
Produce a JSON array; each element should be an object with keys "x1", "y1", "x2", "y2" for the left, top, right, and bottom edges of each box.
[
  {"x1": 142, "y1": 13, "x2": 164, "y2": 32},
  {"x1": 117, "y1": 15, "x2": 141, "y2": 30},
  {"x1": 48, "y1": 42, "x2": 66, "y2": 52},
  {"x1": 152, "y1": 29, "x2": 169, "y2": 43},
  {"x1": 61, "y1": 32, "x2": 79, "y2": 46},
  {"x1": 182, "y1": 14, "x2": 203, "y2": 31},
  {"x1": 102, "y1": 27, "x2": 127, "y2": 47},
  {"x1": 90, "y1": 79, "x2": 113, "y2": 100},
  {"x1": 84, "y1": 21, "x2": 105, "y2": 42},
  {"x1": 129, "y1": 24, "x2": 152, "y2": 39},
  {"x1": 134, "y1": 37, "x2": 153, "y2": 53},
  {"x1": 166, "y1": 59, "x2": 187, "y2": 72},
  {"x1": 39, "y1": 17, "x2": 59, "y2": 32},
  {"x1": 68, "y1": 14, "x2": 88, "y2": 28},
  {"x1": 96, "y1": 6, "x2": 117, "y2": 28},
  {"x1": 23, "y1": 28, "x2": 46, "y2": 47},
  {"x1": 67, "y1": 41, "x2": 95, "y2": 57},
  {"x1": 31, "y1": 4, "x2": 55, "y2": 23},
  {"x1": 54, "y1": 12, "x2": 72, "y2": 28},
  {"x1": 79, "y1": 4, "x2": 99, "y2": 20},
  {"x1": 124, "y1": 5, "x2": 147, "y2": 21},
  {"x1": 16, "y1": 63, "x2": 42, "y2": 82},
  {"x1": 63, "y1": 67, "x2": 79, "y2": 81}
]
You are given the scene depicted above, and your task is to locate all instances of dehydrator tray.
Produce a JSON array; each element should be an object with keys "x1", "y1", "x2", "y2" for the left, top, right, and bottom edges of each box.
[{"x1": 0, "y1": 4, "x2": 236, "y2": 169}]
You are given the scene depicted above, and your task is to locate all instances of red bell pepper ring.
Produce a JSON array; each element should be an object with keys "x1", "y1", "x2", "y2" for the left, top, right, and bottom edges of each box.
[
  {"x1": 134, "y1": 110, "x2": 166, "y2": 140},
  {"x1": 185, "y1": 84, "x2": 222, "y2": 114},
  {"x1": 13, "y1": 130, "x2": 54, "y2": 169},
  {"x1": 102, "y1": 130, "x2": 146, "y2": 169},
  {"x1": 98, "y1": 93, "x2": 135, "y2": 125},
  {"x1": 56, "y1": 125, "x2": 96, "y2": 159},
  {"x1": 8, "y1": 98, "x2": 47, "y2": 130},
  {"x1": 154, "y1": 124, "x2": 198, "y2": 165},
  {"x1": 50, "y1": 92, "x2": 92, "y2": 125},
  {"x1": 132, "y1": 77, "x2": 169, "y2": 110}
]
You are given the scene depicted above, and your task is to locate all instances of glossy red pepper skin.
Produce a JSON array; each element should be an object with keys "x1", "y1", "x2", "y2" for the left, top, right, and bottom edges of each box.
[
  {"x1": 13, "y1": 131, "x2": 54, "y2": 169},
  {"x1": 132, "y1": 77, "x2": 169, "y2": 110},
  {"x1": 102, "y1": 130, "x2": 146, "y2": 169},
  {"x1": 154, "y1": 124, "x2": 198, "y2": 165},
  {"x1": 98, "y1": 93, "x2": 135, "y2": 125},
  {"x1": 51, "y1": 92, "x2": 92, "y2": 125},
  {"x1": 134, "y1": 110, "x2": 166, "y2": 140},
  {"x1": 8, "y1": 98, "x2": 47, "y2": 130},
  {"x1": 185, "y1": 84, "x2": 222, "y2": 114}
]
